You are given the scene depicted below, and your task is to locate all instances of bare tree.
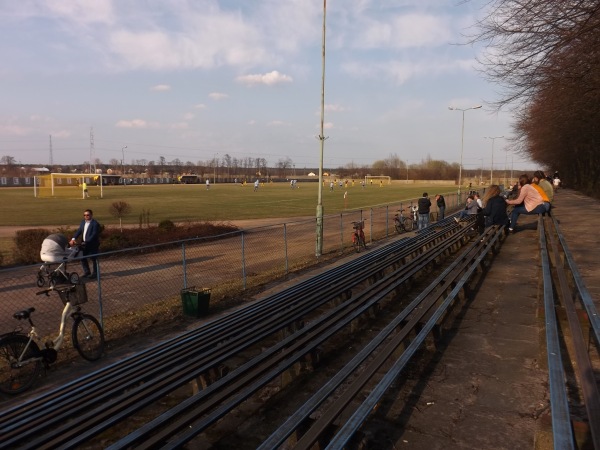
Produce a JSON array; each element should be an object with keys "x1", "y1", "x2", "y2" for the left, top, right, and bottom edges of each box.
[
  {"x1": 109, "y1": 201, "x2": 132, "y2": 232},
  {"x1": 470, "y1": 0, "x2": 600, "y2": 193}
]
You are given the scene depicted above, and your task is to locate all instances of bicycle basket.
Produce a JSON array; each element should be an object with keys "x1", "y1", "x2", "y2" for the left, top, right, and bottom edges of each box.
[{"x1": 58, "y1": 284, "x2": 88, "y2": 306}]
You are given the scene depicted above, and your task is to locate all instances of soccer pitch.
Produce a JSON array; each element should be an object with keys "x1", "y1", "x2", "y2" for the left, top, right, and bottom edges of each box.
[{"x1": 1, "y1": 181, "x2": 456, "y2": 227}]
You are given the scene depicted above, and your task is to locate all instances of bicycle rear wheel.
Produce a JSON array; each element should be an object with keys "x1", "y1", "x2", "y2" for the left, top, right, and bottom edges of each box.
[
  {"x1": 403, "y1": 218, "x2": 414, "y2": 232},
  {"x1": 72, "y1": 314, "x2": 105, "y2": 361},
  {"x1": 0, "y1": 334, "x2": 42, "y2": 395}
]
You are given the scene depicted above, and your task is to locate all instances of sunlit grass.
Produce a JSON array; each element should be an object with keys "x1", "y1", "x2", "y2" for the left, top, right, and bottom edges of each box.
[{"x1": 0, "y1": 181, "x2": 455, "y2": 228}]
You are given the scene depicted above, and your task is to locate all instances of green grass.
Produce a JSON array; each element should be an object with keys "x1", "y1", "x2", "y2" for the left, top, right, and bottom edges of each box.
[{"x1": 0, "y1": 182, "x2": 456, "y2": 228}]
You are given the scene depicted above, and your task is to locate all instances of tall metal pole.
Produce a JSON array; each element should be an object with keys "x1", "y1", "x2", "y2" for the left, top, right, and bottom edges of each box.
[
  {"x1": 213, "y1": 153, "x2": 218, "y2": 184},
  {"x1": 484, "y1": 136, "x2": 503, "y2": 185},
  {"x1": 448, "y1": 105, "x2": 481, "y2": 197},
  {"x1": 121, "y1": 146, "x2": 127, "y2": 175},
  {"x1": 316, "y1": 0, "x2": 327, "y2": 258}
]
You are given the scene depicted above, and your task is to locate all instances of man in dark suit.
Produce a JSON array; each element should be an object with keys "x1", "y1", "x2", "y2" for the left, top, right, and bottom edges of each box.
[{"x1": 70, "y1": 209, "x2": 101, "y2": 279}]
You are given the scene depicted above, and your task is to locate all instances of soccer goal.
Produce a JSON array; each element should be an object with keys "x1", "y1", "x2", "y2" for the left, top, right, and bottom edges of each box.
[
  {"x1": 364, "y1": 175, "x2": 391, "y2": 186},
  {"x1": 34, "y1": 173, "x2": 105, "y2": 199}
]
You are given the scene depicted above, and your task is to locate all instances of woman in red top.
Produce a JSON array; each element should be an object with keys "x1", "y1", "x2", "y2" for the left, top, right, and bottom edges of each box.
[{"x1": 505, "y1": 174, "x2": 546, "y2": 232}]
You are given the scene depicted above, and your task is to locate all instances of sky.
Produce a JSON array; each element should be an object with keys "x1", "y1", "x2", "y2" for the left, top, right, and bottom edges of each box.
[{"x1": 0, "y1": 0, "x2": 533, "y2": 172}]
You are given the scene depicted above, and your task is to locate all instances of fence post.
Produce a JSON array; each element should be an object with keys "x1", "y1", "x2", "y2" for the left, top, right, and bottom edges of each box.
[
  {"x1": 95, "y1": 261, "x2": 104, "y2": 328},
  {"x1": 340, "y1": 213, "x2": 344, "y2": 253},
  {"x1": 241, "y1": 231, "x2": 246, "y2": 290},
  {"x1": 181, "y1": 242, "x2": 187, "y2": 288},
  {"x1": 387, "y1": 205, "x2": 391, "y2": 237},
  {"x1": 369, "y1": 208, "x2": 373, "y2": 243},
  {"x1": 283, "y1": 223, "x2": 289, "y2": 274}
]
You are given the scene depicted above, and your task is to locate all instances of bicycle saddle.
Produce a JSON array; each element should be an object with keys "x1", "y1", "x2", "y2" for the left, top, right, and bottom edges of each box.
[{"x1": 13, "y1": 307, "x2": 35, "y2": 320}]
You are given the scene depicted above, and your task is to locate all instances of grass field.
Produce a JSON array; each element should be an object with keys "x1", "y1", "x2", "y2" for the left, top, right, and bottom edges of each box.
[{"x1": 1, "y1": 181, "x2": 456, "y2": 228}]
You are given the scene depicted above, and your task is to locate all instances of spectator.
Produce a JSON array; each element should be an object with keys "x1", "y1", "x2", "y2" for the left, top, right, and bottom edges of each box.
[
  {"x1": 553, "y1": 175, "x2": 561, "y2": 191},
  {"x1": 533, "y1": 170, "x2": 554, "y2": 203},
  {"x1": 455, "y1": 195, "x2": 479, "y2": 221},
  {"x1": 474, "y1": 193, "x2": 483, "y2": 208},
  {"x1": 70, "y1": 209, "x2": 101, "y2": 279},
  {"x1": 417, "y1": 192, "x2": 431, "y2": 230},
  {"x1": 482, "y1": 185, "x2": 509, "y2": 230},
  {"x1": 505, "y1": 174, "x2": 546, "y2": 232},
  {"x1": 435, "y1": 194, "x2": 446, "y2": 220},
  {"x1": 532, "y1": 170, "x2": 553, "y2": 213}
]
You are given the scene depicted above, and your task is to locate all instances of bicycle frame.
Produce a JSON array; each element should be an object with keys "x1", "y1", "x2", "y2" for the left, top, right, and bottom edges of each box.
[{"x1": 14, "y1": 301, "x2": 74, "y2": 365}]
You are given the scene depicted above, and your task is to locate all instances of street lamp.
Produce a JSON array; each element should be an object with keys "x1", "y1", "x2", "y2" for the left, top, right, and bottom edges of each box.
[
  {"x1": 121, "y1": 146, "x2": 127, "y2": 175},
  {"x1": 448, "y1": 105, "x2": 482, "y2": 196},
  {"x1": 484, "y1": 136, "x2": 503, "y2": 185}
]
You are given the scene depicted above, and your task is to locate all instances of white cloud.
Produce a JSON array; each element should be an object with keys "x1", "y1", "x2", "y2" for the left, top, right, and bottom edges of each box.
[
  {"x1": 325, "y1": 104, "x2": 346, "y2": 112},
  {"x1": 151, "y1": 84, "x2": 171, "y2": 91},
  {"x1": 267, "y1": 120, "x2": 288, "y2": 127},
  {"x1": 183, "y1": 113, "x2": 195, "y2": 120},
  {"x1": 170, "y1": 122, "x2": 189, "y2": 130},
  {"x1": 0, "y1": 124, "x2": 30, "y2": 136},
  {"x1": 115, "y1": 119, "x2": 151, "y2": 128},
  {"x1": 236, "y1": 70, "x2": 293, "y2": 86},
  {"x1": 50, "y1": 130, "x2": 71, "y2": 138},
  {"x1": 193, "y1": 104, "x2": 207, "y2": 109},
  {"x1": 355, "y1": 13, "x2": 452, "y2": 49},
  {"x1": 209, "y1": 92, "x2": 229, "y2": 101}
]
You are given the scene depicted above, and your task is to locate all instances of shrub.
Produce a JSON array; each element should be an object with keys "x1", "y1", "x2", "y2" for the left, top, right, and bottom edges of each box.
[
  {"x1": 158, "y1": 220, "x2": 176, "y2": 232},
  {"x1": 13, "y1": 229, "x2": 52, "y2": 265}
]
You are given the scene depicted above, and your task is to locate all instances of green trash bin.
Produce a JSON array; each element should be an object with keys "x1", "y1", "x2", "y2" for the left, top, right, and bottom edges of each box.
[{"x1": 181, "y1": 287, "x2": 211, "y2": 317}]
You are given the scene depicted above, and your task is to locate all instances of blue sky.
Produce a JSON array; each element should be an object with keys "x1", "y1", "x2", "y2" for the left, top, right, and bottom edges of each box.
[{"x1": 0, "y1": 0, "x2": 532, "y2": 172}]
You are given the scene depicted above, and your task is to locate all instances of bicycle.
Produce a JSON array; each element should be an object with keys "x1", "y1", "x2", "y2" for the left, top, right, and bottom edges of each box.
[
  {"x1": 351, "y1": 220, "x2": 368, "y2": 253},
  {"x1": 0, "y1": 283, "x2": 105, "y2": 395},
  {"x1": 393, "y1": 209, "x2": 414, "y2": 233}
]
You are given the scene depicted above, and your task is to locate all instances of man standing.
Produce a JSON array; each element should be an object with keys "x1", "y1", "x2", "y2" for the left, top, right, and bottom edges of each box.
[
  {"x1": 417, "y1": 192, "x2": 431, "y2": 230},
  {"x1": 435, "y1": 194, "x2": 446, "y2": 220},
  {"x1": 70, "y1": 209, "x2": 101, "y2": 279}
]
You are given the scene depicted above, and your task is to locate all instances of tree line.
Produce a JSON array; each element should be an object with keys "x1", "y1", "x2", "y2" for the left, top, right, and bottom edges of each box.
[
  {"x1": 471, "y1": 0, "x2": 600, "y2": 195},
  {"x1": 1, "y1": 153, "x2": 476, "y2": 182}
]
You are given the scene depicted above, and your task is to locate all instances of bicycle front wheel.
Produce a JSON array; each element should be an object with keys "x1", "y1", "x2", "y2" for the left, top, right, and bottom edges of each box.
[
  {"x1": 72, "y1": 314, "x2": 105, "y2": 361},
  {"x1": 403, "y1": 218, "x2": 414, "y2": 232},
  {"x1": 0, "y1": 334, "x2": 42, "y2": 395}
]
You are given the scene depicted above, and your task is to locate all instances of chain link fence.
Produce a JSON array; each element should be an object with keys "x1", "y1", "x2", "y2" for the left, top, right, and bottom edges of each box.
[{"x1": 0, "y1": 193, "x2": 462, "y2": 343}]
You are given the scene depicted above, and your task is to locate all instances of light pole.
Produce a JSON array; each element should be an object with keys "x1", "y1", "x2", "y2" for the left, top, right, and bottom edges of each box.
[
  {"x1": 448, "y1": 105, "x2": 482, "y2": 196},
  {"x1": 484, "y1": 136, "x2": 503, "y2": 185},
  {"x1": 480, "y1": 158, "x2": 483, "y2": 185},
  {"x1": 213, "y1": 153, "x2": 218, "y2": 184},
  {"x1": 121, "y1": 146, "x2": 127, "y2": 175},
  {"x1": 316, "y1": 0, "x2": 327, "y2": 258}
]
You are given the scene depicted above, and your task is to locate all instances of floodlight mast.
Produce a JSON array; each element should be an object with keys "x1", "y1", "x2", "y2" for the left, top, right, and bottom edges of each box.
[
  {"x1": 448, "y1": 105, "x2": 482, "y2": 196},
  {"x1": 316, "y1": 0, "x2": 327, "y2": 258},
  {"x1": 484, "y1": 136, "x2": 504, "y2": 185}
]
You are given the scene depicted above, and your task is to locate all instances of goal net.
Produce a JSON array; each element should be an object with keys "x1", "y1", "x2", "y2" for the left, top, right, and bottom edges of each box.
[
  {"x1": 364, "y1": 175, "x2": 391, "y2": 186},
  {"x1": 34, "y1": 173, "x2": 103, "y2": 199}
]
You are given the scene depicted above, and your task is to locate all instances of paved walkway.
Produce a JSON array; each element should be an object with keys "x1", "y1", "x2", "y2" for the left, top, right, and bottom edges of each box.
[{"x1": 388, "y1": 189, "x2": 600, "y2": 449}]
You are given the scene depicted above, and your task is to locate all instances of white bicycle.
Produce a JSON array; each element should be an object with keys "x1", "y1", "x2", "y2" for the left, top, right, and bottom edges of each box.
[{"x1": 0, "y1": 284, "x2": 105, "y2": 395}]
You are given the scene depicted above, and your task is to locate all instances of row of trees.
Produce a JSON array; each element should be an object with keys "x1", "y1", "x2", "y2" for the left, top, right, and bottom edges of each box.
[
  {"x1": 1, "y1": 153, "x2": 483, "y2": 182},
  {"x1": 472, "y1": 0, "x2": 600, "y2": 195}
]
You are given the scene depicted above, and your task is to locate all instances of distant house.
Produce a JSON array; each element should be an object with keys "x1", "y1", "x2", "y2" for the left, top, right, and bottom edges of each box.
[{"x1": 308, "y1": 172, "x2": 316, "y2": 177}]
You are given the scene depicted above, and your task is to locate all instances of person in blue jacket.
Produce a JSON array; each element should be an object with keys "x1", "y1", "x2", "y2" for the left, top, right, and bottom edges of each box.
[{"x1": 70, "y1": 209, "x2": 101, "y2": 279}]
